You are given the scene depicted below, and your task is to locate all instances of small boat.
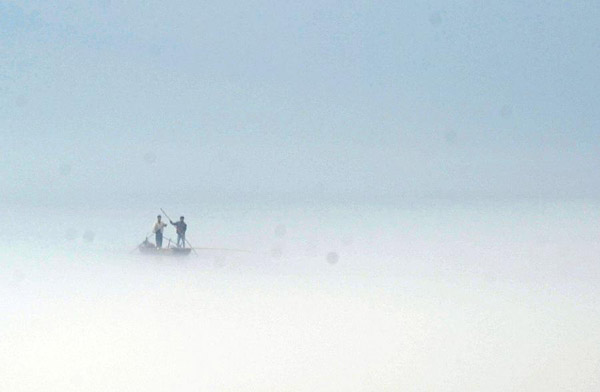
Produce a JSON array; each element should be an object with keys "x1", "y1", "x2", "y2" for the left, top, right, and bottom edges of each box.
[{"x1": 138, "y1": 239, "x2": 192, "y2": 256}]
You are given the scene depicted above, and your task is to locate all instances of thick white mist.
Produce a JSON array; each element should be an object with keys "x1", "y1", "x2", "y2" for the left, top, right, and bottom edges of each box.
[{"x1": 1, "y1": 200, "x2": 599, "y2": 391}]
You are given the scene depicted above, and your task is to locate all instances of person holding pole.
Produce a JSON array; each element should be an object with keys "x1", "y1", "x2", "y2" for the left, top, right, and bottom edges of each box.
[
  {"x1": 161, "y1": 208, "x2": 197, "y2": 255},
  {"x1": 170, "y1": 216, "x2": 187, "y2": 248},
  {"x1": 153, "y1": 215, "x2": 167, "y2": 248}
]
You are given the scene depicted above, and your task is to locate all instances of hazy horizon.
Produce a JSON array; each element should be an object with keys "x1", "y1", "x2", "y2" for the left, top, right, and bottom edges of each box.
[{"x1": 2, "y1": 1, "x2": 600, "y2": 205}]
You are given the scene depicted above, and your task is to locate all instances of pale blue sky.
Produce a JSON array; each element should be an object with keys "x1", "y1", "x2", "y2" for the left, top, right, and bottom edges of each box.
[{"x1": 1, "y1": 1, "x2": 599, "y2": 204}]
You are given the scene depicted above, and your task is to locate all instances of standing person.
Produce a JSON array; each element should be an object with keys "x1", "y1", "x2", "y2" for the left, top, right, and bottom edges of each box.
[
  {"x1": 170, "y1": 216, "x2": 187, "y2": 248},
  {"x1": 153, "y1": 215, "x2": 167, "y2": 248}
]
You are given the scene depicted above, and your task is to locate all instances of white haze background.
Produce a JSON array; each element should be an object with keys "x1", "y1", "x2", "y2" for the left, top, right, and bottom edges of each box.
[{"x1": 1, "y1": 1, "x2": 600, "y2": 391}]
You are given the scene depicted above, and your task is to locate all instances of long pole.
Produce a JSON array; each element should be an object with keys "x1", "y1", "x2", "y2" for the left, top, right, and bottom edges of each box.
[
  {"x1": 191, "y1": 247, "x2": 254, "y2": 253},
  {"x1": 161, "y1": 208, "x2": 198, "y2": 255}
]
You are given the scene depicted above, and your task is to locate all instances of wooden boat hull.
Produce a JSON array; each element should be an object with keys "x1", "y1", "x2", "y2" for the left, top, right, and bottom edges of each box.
[{"x1": 139, "y1": 246, "x2": 192, "y2": 256}]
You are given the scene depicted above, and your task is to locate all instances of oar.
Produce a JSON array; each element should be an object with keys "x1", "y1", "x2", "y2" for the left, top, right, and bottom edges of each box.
[{"x1": 161, "y1": 208, "x2": 198, "y2": 255}]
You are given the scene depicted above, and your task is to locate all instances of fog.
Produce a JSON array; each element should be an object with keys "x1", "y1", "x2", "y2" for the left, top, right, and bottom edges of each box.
[
  {"x1": 2, "y1": 1, "x2": 600, "y2": 391},
  {"x1": 2, "y1": 1, "x2": 600, "y2": 202},
  {"x1": 2, "y1": 201, "x2": 600, "y2": 390}
]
